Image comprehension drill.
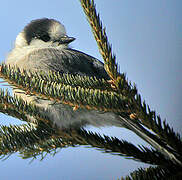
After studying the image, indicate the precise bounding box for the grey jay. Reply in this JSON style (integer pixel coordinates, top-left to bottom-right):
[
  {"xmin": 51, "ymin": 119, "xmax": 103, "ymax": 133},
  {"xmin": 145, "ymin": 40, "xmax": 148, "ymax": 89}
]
[
  {"xmin": 6, "ymin": 18, "xmax": 122, "ymax": 128},
  {"xmin": 5, "ymin": 18, "xmax": 180, "ymax": 163}
]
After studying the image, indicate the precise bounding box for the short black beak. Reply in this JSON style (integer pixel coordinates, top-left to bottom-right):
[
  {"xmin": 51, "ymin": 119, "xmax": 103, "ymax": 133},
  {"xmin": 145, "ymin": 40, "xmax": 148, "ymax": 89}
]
[{"xmin": 59, "ymin": 36, "xmax": 76, "ymax": 44}]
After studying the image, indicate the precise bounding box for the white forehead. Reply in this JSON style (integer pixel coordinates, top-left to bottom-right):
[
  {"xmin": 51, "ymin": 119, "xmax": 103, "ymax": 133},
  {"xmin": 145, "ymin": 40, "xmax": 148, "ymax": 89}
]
[
  {"xmin": 15, "ymin": 20, "xmax": 67, "ymax": 48},
  {"xmin": 15, "ymin": 32, "xmax": 27, "ymax": 47},
  {"xmin": 48, "ymin": 21, "xmax": 67, "ymax": 39}
]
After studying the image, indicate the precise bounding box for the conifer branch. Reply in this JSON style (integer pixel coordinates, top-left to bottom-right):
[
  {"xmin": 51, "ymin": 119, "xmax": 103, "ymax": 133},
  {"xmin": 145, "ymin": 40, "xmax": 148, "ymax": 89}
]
[
  {"xmin": 0, "ymin": 64, "xmax": 131, "ymax": 115},
  {"xmin": 0, "ymin": 74, "xmax": 181, "ymax": 174},
  {"xmin": 80, "ymin": 0, "xmax": 119, "ymax": 81},
  {"xmin": 0, "ymin": 87, "xmax": 54, "ymax": 126},
  {"xmin": 0, "ymin": 0, "xmax": 180, "ymax": 178},
  {"xmin": 0, "ymin": 88, "xmax": 169, "ymax": 165},
  {"xmin": 0, "ymin": 123, "xmax": 174, "ymax": 167},
  {"xmin": 134, "ymin": 97, "xmax": 182, "ymax": 155},
  {"xmin": 80, "ymin": 0, "xmax": 182, "ymax": 165},
  {"xmin": 1, "ymin": 58, "xmax": 182, "ymax": 165},
  {"xmin": 64, "ymin": 129, "xmax": 175, "ymax": 167},
  {"xmin": 0, "ymin": 123, "xmax": 56, "ymax": 155},
  {"xmin": 120, "ymin": 166, "xmax": 182, "ymax": 180}
]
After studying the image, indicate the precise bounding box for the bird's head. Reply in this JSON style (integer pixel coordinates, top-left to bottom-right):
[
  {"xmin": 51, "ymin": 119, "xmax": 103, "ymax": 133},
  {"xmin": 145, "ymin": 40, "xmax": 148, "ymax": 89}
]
[{"xmin": 15, "ymin": 18, "xmax": 75, "ymax": 48}]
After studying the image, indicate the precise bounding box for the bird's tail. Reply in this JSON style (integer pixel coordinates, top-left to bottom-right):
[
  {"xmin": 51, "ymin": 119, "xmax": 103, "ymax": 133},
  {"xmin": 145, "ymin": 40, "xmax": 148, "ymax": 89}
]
[{"xmin": 118, "ymin": 116, "xmax": 181, "ymax": 166}]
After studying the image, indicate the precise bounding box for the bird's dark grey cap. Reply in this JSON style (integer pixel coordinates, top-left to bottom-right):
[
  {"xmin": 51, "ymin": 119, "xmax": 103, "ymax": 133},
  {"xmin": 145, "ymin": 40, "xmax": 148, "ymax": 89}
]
[{"xmin": 23, "ymin": 18, "xmax": 60, "ymax": 44}]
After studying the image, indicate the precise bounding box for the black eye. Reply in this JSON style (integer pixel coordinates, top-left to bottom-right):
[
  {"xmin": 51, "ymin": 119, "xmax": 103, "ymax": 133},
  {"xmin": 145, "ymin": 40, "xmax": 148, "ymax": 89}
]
[{"xmin": 40, "ymin": 34, "xmax": 50, "ymax": 42}]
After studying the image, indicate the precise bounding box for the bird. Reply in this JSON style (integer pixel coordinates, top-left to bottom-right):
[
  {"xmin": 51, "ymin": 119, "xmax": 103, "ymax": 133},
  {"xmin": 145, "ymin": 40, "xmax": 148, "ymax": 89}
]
[
  {"xmin": 6, "ymin": 18, "xmax": 122, "ymax": 129},
  {"xmin": 5, "ymin": 18, "xmax": 180, "ymax": 164}
]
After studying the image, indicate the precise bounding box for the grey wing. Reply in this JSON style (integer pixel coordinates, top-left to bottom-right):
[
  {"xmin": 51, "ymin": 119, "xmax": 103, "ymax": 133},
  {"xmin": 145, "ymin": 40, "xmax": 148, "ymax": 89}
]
[
  {"xmin": 61, "ymin": 48, "xmax": 109, "ymax": 79},
  {"xmin": 10, "ymin": 47, "xmax": 109, "ymax": 79}
]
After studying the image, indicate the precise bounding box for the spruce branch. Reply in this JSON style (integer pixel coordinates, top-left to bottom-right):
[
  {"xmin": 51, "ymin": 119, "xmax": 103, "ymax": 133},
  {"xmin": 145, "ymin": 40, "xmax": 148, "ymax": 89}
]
[
  {"xmin": 134, "ymin": 97, "xmax": 182, "ymax": 155},
  {"xmin": 0, "ymin": 0, "xmax": 180, "ymax": 177},
  {"xmin": 19, "ymin": 137, "xmax": 76, "ymax": 161},
  {"xmin": 80, "ymin": 0, "xmax": 118, "ymax": 80},
  {"xmin": 0, "ymin": 64, "xmax": 131, "ymax": 115},
  {"xmin": 79, "ymin": 0, "xmax": 182, "ymax": 165},
  {"xmin": 0, "ymin": 123, "xmax": 56, "ymax": 155},
  {"xmin": 0, "ymin": 87, "xmax": 55, "ymax": 126},
  {"xmin": 80, "ymin": 0, "xmax": 133, "ymax": 94},
  {"xmin": 0, "ymin": 71, "xmax": 181, "ymax": 173},
  {"xmin": 35, "ymin": 69, "xmax": 112, "ymax": 91},
  {"xmin": 120, "ymin": 166, "xmax": 182, "ymax": 180},
  {"xmin": 0, "ymin": 83, "xmax": 169, "ymax": 165},
  {"xmin": 2, "ymin": 64, "xmax": 181, "ymax": 165},
  {"xmin": 64, "ymin": 129, "xmax": 176, "ymax": 167},
  {"xmin": 1, "ymin": 59, "xmax": 182, "ymax": 165},
  {"xmin": 2, "ymin": 125, "xmax": 174, "ymax": 167}
]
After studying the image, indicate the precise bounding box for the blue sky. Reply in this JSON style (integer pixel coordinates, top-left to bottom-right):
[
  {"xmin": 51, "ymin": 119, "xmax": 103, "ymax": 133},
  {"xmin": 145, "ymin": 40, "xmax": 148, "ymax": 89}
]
[{"xmin": 0, "ymin": 0, "xmax": 181, "ymax": 179}]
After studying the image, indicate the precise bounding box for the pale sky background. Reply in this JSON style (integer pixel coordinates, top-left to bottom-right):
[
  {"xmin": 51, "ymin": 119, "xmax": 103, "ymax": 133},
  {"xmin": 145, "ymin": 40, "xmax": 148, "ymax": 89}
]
[{"xmin": 0, "ymin": 0, "xmax": 181, "ymax": 179}]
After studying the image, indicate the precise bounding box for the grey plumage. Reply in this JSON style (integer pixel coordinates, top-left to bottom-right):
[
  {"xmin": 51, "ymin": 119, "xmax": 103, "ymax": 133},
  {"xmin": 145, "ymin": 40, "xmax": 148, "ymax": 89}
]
[
  {"xmin": 7, "ymin": 18, "xmax": 109, "ymax": 79},
  {"xmin": 6, "ymin": 18, "xmax": 119, "ymax": 129},
  {"xmin": 8, "ymin": 48, "xmax": 109, "ymax": 79}
]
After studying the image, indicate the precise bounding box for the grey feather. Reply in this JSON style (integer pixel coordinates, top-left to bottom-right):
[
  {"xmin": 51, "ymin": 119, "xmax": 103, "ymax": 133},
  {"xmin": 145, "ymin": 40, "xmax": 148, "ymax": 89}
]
[{"xmin": 9, "ymin": 47, "xmax": 109, "ymax": 79}]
